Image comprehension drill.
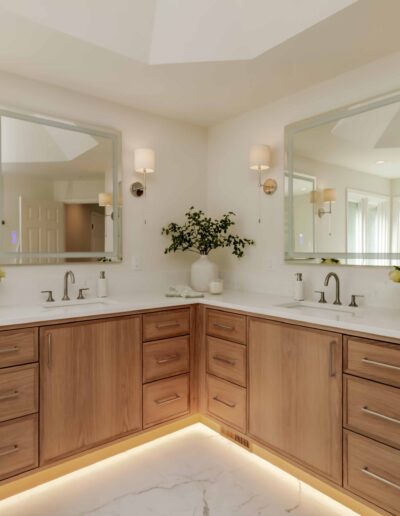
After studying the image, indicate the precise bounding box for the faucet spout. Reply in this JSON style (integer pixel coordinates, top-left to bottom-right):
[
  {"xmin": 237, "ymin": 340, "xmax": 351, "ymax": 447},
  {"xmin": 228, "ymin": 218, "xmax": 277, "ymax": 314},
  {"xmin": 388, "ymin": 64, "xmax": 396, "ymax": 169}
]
[
  {"xmin": 62, "ymin": 270, "xmax": 75, "ymax": 301},
  {"xmin": 324, "ymin": 272, "xmax": 341, "ymax": 305}
]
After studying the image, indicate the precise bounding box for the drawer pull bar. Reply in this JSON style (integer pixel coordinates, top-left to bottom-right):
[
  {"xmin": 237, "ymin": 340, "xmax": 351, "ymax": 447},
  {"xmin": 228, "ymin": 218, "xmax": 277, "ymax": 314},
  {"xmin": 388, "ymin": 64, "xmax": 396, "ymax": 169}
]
[
  {"xmin": 155, "ymin": 322, "xmax": 180, "ymax": 330},
  {"xmin": 213, "ymin": 323, "xmax": 234, "ymax": 331},
  {"xmin": 362, "ymin": 406, "xmax": 400, "ymax": 425},
  {"xmin": 155, "ymin": 393, "xmax": 181, "ymax": 405},
  {"xmin": 213, "ymin": 355, "xmax": 236, "ymax": 366},
  {"xmin": 362, "ymin": 468, "xmax": 400, "ymax": 491},
  {"xmin": 0, "ymin": 390, "xmax": 19, "ymax": 402},
  {"xmin": 0, "ymin": 445, "xmax": 18, "ymax": 458},
  {"xmin": 213, "ymin": 396, "xmax": 236, "ymax": 409},
  {"xmin": 329, "ymin": 341, "xmax": 336, "ymax": 377},
  {"xmin": 156, "ymin": 354, "xmax": 179, "ymax": 364},
  {"xmin": 362, "ymin": 357, "xmax": 400, "ymax": 371},
  {"xmin": 0, "ymin": 346, "xmax": 19, "ymax": 355}
]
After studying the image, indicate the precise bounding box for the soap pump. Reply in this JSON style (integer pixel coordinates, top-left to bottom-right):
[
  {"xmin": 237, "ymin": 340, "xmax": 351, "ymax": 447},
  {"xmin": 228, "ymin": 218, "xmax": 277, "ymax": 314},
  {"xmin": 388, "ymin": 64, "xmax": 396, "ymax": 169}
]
[
  {"xmin": 97, "ymin": 271, "xmax": 108, "ymax": 298},
  {"xmin": 294, "ymin": 273, "xmax": 304, "ymax": 301}
]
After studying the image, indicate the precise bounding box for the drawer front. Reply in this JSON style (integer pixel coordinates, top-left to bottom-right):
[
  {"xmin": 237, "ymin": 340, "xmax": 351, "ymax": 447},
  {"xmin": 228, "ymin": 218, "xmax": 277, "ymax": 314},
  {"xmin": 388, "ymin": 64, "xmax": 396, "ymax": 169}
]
[
  {"xmin": 206, "ymin": 310, "xmax": 246, "ymax": 345},
  {"xmin": 0, "ymin": 414, "xmax": 38, "ymax": 481},
  {"xmin": 0, "ymin": 328, "xmax": 38, "ymax": 369},
  {"xmin": 143, "ymin": 309, "xmax": 190, "ymax": 342},
  {"xmin": 143, "ymin": 336, "xmax": 189, "ymax": 383},
  {"xmin": 345, "ymin": 431, "xmax": 400, "ymax": 514},
  {"xmin": 207, "ymin": 375, "xmax": 246, "ymax": 432},
  {"xmin": 345, "ymin": 337, "xmax": 400, "ymax": 388},
  {"xmin": 143, "ymin": 374, "xmax": 189, "ymax": 428},
  {"xmin": 207, "ymin": 337, "xmax": 246, "ymax": 387},
  {"xmin": 0, "ymin": 364, "xmax": 38, "ymax": 423},
  {"xmin": 344, "ymin": 375, "xmax": 400, "ymax": 449}
]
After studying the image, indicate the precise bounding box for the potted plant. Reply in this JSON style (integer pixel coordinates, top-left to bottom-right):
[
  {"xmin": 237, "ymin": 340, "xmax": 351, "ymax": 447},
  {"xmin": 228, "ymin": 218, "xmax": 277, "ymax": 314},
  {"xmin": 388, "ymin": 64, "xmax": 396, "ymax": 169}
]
[
  {"xmin": 389, "ymin": 266, "xmax": 400, "ymax": 283},
  {"xmin": 162, "ymin": 207, "xmax": 254, "ymax": 291}
]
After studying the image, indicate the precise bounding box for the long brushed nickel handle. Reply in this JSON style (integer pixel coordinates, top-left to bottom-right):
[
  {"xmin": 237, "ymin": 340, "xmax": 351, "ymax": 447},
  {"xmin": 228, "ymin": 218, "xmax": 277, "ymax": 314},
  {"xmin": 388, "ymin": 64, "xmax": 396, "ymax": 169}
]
[
  {"xmin": 155, "ymin": 393, "xmax": 181, "ymax": 405},
  {"xmin": 213, "ymin": 355, "xmax": 236, "ymax": 366},
  {"xmin": 213, "ymin": 323, "xmax": 234, "ymax": 331},
  {"xmin": 362, "ymin": 406, "xmax": 400, "ymax": 425},
  {"xmin": 156, "ymin": 354, "xmax": 179, "ymax": 364},
  {"xmin": 329, "ymin": 341, "xmax": 336, "ymax": 377},
  {"xmin": 0, "ymin": 346, "xmax": 19, "ymax": 355},
  {"xmin": 213, "ymin": 396, "xmax": 236, "ymax": 408},
  {"xmin": 155, "ymin": 322, "xmax": 180, "ymax": 329},
  {"xmin": 0, "ymin": 390, "xmax": 19, "ymax": 402},
  {"xmin": 362, "ymin": 357, "xmax": 400, "ymax": 371},
  {"xmin": 0, "ymin": 445, "xmax": 18, "ymax": 458},
  {"xmin": 362, "ymin": 468, "xmax": 400, "ymax": 491},
  {"xmin": 47, "ymin": 333, "xmax": 52, "ymax": 369}
]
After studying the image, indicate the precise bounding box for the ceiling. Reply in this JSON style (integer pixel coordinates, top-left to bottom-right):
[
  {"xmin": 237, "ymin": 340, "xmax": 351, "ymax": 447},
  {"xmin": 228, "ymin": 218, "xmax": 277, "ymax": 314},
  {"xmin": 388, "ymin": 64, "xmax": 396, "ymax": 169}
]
[{"xmin": 0, "ymin": 0, "xmax": 399, "ymax": 126}]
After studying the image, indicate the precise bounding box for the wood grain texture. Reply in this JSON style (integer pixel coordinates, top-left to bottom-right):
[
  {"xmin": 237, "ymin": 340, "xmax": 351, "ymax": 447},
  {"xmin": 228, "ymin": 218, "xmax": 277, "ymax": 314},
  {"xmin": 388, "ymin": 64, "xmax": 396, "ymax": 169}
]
[
  {"xmin": 0, "ymin": 328, "xmax": 38, "ymax": 369},
  {"xmin": 344, "ymin": 430, "xmax": 400, "ymax": 514},
  {"xmin": 206, "ymin": 309, "xmax": 247, "ymax": 345},
  {"xmin": 195, "ymin": 305, "xmax": 207, "ymax": 415},
  {"xmin": 143, "ymin": 374, "xmax": 189, "ymax": 429},
  {"xmin": 0, "ymin": 364, "xmax": 38, "ymax": 423},
  {"xmin": 0, "ymin": 414, "xmax": 38, "ymax": 481},
  {"xmin": 189, "ymin": 305, "xmax": 198, "ymax": 414},
  {"xmin": 344, "ymin": 336, "xmax": 400, "ymax": 388},
  {"xmin": 40, "ymin": 316, "xmax": 142, "ymax": 465},
  {"xmin": 143, "ymin": 309, "xmax": 190, "ymax": 342},
  {"xmin": 206, "ymin": 374, "xmax": 246, "ymax": 432},
  {"xmin": 143, "ymin": 336, "xmax": 189, "ymax": 383},
  {"xmin": 248, "ymin": 318, "xmax": 342, "ymax": 484},
  {"xmin": 344, "ymin": 375, "xmax": 400, "ymax": 450},
  {"xmin": 206, "ymin": 336, "xmax": 246, "ymax": 387}
]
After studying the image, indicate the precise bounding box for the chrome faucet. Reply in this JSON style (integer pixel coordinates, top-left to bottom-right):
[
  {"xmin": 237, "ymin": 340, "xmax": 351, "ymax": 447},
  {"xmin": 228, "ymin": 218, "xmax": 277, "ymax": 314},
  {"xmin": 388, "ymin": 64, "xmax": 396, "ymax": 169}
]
[
  {"xmin": 62, "ymin": 270, "xmax": 75, "ymax": 301},
  {"xmin": 324, "ymin": 272, "xmax": 341, "ymax": 305}
]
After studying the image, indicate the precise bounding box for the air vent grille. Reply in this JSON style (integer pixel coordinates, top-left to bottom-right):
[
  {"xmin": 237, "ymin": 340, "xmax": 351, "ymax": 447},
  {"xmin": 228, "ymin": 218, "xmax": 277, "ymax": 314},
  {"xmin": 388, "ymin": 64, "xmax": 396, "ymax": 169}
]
[{"xmin": 221, "ymin": 427, "xmax": 250, "ymax": 449}]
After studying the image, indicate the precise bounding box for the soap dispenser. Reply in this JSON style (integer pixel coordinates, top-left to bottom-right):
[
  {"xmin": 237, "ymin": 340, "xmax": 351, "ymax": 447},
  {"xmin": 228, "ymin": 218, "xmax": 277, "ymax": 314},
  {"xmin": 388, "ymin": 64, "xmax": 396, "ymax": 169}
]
[
  {"xmin": 294, "ymin": 273, "xmax": 304, "ymax": 301},
  {"xmin": 97, "ymin": 271, "xmax": 108, "ymax": 298}
]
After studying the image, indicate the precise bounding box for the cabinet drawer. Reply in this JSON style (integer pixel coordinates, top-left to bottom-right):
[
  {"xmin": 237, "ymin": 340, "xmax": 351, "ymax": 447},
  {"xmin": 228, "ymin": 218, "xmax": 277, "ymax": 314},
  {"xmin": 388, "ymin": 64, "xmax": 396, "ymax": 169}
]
[
  {"xmin": 143, "ymin": 336, "xmax": 189, "ymax": 383},
  {"xmin": 143, "ymin": 309, "xmax": 190, "ymax": 342},
  {"xmin": 207, "ymin": 337, "xmax": 246, "ymax": 387},
  {"xmin": 0, "ymin": 328, "xmax": 38, "ymax": 369},
  {"xmin": 0, "ymin": 364, "xmax": 38, "ymax": 423},
  {"xmin": 206, "ymin": 310, "xmax": 246, "ymax": 345},
  {"xmin": 344, "ymin": 431, "xmax": 400, "ymax": 514},
  {"xmin": 345, "ymin": 336, "xmax": 400, "ymax": 388},
  {"xmin": 0, "ymin": 414, "xmax": 38, "ymax": 481},
  {"xmin": 143, "ymin": 374, "xmax": 189, "ymax": 428},
  {"xmin": 344, "ymin": 375, "xmax": 400, "ymax": 449},
  {"xmin": 207, "ymin": 375, "xmax": 246, "ymax": 432}
]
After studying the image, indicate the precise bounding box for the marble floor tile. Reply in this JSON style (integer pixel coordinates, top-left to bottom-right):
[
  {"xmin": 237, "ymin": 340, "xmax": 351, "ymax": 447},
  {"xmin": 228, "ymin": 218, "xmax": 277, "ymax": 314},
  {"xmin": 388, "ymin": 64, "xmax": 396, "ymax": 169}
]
[{"xmin": 0, "ymin": 424, "xmax": 357, "ymax": 516}]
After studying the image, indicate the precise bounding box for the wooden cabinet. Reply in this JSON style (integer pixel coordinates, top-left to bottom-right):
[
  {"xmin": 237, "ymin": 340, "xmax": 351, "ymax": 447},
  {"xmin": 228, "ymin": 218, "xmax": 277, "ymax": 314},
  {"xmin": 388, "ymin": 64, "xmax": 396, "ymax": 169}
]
[
  {"xmin": 143, "ymin": 309, "xmax": 190, "ymax": 342},
  {"xmin": 0, "ymin": 328, "xmax": 38, "ymax": 369},
  {"xmin": 248, "ymin": 318, "xmax": 342, "ymax": 484},
  {"xmin": 207, "ymin": 337, "xmax": 246, "ymax": 387},
  {"xmin": 206, "ymin": 374, "xmax": 246, "ymax": 432},
  {"xmin": 40, "ymin": 316, "xmax": 142, "ymax": 465},
  {"xmin": 0, "ymin": 364, "xmax": 38, "ymax": 423},
  {"xmin": 143, "ymin": 336, "xmax": 189, "ymax": 383},
  {"xmin": 206, "ymin": 310, "xmax": 246, "ymax": 344}
]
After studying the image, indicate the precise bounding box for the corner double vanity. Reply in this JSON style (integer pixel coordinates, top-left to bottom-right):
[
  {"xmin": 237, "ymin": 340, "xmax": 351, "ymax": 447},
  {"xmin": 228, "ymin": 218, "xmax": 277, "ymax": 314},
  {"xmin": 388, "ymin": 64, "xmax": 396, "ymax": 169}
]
[{"xmin": 0, "ymin": 291, "xmax": 398, "ymax": 515}]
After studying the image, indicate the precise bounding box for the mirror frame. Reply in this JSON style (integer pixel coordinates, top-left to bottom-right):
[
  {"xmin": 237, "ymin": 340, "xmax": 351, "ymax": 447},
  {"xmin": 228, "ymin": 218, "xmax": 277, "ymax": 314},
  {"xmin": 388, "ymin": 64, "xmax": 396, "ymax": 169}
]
[
  {"xmin": 0, "ymin": 107, "xmax": 122, "ymax": 264},
  {"xmin": 284, "ymin": 89, "xmax": 400, "ymax": 266}
]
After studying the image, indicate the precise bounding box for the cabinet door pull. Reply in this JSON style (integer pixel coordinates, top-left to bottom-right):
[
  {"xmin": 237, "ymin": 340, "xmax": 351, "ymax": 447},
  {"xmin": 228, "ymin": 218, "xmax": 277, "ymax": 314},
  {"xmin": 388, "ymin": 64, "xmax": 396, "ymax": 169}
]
[
  {"xmin": 0, "ymin": 346, "xmax": 19, "ymax": 355},
  {"xmin": 156, "ymin": 354, "xmax": 179, "ymax": 365},
  {"xmin": 155, "ymin": 322, "xmax": 180, "ymax": 330},
  {"xmin": 47, "ymin": 333, "xmax": 52, "ymax": 369},
  {"xmin": 213, "ymin": 355, "xmax": 236, "ymax": 366},
  {"xmin": 329, "ymin": 341, "xmax": 336, "ymax": 377},
  {"xmin": 214, "ymin": 323, "xmax": 234, "ymax": 331},
  {"xmin": 213, "ymin": 396, "xmax": 236, "ymax": 408},
  {"xmin": 0, "ymin": 444, "xmax": 18, "ymax": 458},
  {"xmin": 362, "ymin": 467, "xmax": 400, "ymax": 491},
  {"xmin": 155, "ymin": 393, "xmax": 181, "ymax": 405},
  {"xmin": 0, "ymin": 390, "xmax": 19, "ymax": 402},
  {"xmin": 362, "ymin": 357, "xmax": 400, "ymax": 371},
  {"xmin": 362, "ymin": 406, "xmax": 400, "ymax": 425}
]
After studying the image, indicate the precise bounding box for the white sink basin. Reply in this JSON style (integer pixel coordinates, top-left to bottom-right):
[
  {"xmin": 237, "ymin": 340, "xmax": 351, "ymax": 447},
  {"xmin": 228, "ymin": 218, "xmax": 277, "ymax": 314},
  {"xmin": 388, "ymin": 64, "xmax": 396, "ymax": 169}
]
[
  {"xmin": 275, "ymin": 301, "xmax": 361, "ymax": 322},
  {"xmin": 42, "ymin": 298, "xmax": 116, "ymax": 314}
]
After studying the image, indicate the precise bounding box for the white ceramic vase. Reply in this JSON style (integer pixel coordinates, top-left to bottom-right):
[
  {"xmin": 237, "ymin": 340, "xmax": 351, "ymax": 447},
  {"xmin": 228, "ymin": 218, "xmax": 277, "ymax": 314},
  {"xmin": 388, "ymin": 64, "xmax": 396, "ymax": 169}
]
[{"xmin": 190, "ymin": 255, "xmax": 218, "ymax": 292}]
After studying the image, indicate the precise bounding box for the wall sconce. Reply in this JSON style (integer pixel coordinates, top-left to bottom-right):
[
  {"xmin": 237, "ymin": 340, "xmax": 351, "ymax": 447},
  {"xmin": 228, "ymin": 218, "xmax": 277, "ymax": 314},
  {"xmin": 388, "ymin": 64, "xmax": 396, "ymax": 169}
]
[
  {"xmin": 131, "ymin": 148, "xmax": 155, "ymax": 198},
  {"xmin": 310, "ymin": 188, "xmax": 336, "ymax": 218},
  {"xmin": 249, "ymin": 144, "xmax": 277, "ymax": 195}
]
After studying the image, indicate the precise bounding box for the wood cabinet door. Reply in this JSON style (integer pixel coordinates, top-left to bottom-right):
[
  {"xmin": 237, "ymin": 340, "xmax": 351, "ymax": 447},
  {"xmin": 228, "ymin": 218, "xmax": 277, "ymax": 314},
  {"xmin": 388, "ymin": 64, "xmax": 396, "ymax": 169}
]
[
  {"xmin": 40, "ymin": 316, "xmax": 142, "ymax": 465},
  {"xmin": 249, "ymin": 318, "xmax": 342, "ymax": 484}
]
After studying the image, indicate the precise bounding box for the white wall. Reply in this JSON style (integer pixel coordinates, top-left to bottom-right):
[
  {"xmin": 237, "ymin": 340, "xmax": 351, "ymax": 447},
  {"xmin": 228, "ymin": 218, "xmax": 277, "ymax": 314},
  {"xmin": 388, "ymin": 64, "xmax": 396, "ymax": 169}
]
[
  {"xmin": 0, "ymin": 71, "xmax": 207, "ymax": 304},
  {"xmin": 207, "ymin": 51, "xmax": 400, "ymax": 308}
]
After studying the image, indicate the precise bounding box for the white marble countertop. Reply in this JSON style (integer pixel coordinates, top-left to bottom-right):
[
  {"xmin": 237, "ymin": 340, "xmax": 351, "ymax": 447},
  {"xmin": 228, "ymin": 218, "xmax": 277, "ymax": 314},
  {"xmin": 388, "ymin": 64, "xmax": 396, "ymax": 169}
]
[{"xmin": 1, "ymin": 289, "xmax": 399, "ymax": 341}]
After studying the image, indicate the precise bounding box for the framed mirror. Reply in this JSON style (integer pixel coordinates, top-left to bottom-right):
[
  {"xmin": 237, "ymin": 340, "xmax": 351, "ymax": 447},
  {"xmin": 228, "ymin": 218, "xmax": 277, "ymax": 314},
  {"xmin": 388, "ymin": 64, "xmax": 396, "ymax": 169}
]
[
  {"xmin": 0, "ymin": 108, "xmax": 122, "ymax": 264},
  {"xmin": 285, "ymin": 90, "xmax": 400, "ymax": 266}
]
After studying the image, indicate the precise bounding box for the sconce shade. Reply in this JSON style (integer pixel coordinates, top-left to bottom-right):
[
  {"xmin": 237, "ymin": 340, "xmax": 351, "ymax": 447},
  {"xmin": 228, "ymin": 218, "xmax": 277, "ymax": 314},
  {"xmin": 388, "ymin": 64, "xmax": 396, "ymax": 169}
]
[
  {"xmin": 322, "ymin": 188, "xmax": 336, "ymax": 202},
  {"xmin": 135, "ymin": 148, "xmax": 155, "ymax": 173},
  {"xmin": 98, "ymin": 192, "xmax": 113, "ymax": 207},
  {"xmin": 249, "ymin": 144, "xmax": 271, "ymax": 171}
]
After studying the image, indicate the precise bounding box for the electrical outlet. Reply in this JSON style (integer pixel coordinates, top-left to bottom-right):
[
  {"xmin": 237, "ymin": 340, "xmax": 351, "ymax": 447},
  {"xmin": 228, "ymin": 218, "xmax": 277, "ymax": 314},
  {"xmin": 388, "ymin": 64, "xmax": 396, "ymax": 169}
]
[{"xmin": 131, "ymin": 256, "xmax": 142, "ymax": 271}]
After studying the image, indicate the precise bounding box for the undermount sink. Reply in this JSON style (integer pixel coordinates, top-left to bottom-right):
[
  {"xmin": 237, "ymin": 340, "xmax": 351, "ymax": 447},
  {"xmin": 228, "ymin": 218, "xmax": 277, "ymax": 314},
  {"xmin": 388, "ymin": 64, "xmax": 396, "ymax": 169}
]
[
  {"xmin": 274, "ymin": 301, "xmax": 361, "ymax": 321},
  {"xmin": 42, "ymin": 298, "xmax": 116, "ymax": 313}
]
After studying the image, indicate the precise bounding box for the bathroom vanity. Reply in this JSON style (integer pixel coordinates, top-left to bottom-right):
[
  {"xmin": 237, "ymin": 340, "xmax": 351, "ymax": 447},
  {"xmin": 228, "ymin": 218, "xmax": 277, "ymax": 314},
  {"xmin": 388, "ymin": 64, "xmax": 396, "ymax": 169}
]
[{"xmin": 0, "ymin": 294, "xmax": 398, "ymax": 515}]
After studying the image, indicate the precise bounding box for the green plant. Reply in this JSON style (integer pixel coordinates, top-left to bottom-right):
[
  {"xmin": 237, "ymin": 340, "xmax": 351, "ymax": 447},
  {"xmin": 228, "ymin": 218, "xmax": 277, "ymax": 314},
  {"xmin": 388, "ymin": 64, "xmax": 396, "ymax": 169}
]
[{"xmin": 162, "ymin": 207, "xmax": 254, "ymax": 258}]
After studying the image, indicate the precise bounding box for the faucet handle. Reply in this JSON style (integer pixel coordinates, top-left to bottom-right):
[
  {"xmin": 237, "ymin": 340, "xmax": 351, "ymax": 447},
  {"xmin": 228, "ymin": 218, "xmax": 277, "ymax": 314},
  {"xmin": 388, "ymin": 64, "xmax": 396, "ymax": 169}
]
[
  {"xmin": 77, "ymin": 288, "xmax": 90, "ymax": 300},
  {"xmin": 314, "ymin": 290, "xmax": 327, "ymax": 304},
  {"xmin": 349, "ymin": 294, "xmax": 364, "ymax": 308},
  {"xmin": 41, "ymin": 290, "xmax": 55, "ymax": 303}
]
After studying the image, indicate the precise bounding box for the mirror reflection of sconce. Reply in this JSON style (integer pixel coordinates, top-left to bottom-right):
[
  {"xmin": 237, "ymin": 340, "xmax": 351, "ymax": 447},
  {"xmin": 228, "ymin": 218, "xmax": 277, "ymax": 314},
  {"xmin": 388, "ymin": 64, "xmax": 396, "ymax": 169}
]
[
  {"xmin": 98, "ymin": 192, "xmax": 114, "ymax": 219},
  {"xmin": 131, "ymin": 148, "xmax": 155, "ymax": 198},
  {"xmin": 310, "ymin": 188, "xmax": 336, "ymax": 218},
  {"xmin": 249, "ymin": 145, "xmax": 277, "ymax": 195}
]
